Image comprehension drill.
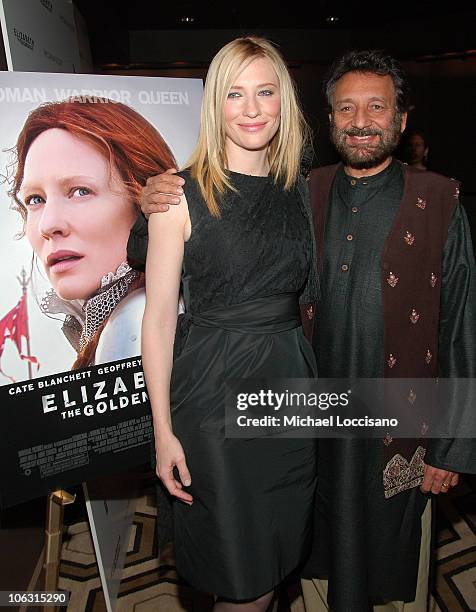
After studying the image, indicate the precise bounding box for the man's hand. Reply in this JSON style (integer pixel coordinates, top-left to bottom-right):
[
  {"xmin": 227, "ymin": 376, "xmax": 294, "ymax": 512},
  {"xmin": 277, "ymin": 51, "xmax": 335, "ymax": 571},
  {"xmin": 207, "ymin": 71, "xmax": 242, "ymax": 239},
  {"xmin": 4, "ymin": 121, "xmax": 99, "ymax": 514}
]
[
  {"xmin": 420, "ymin": 463, "xmax": 459, "ymax": 494},
  {"xmin": 140, "ymin": 169, "xmax": 185, "ymax": 216}
]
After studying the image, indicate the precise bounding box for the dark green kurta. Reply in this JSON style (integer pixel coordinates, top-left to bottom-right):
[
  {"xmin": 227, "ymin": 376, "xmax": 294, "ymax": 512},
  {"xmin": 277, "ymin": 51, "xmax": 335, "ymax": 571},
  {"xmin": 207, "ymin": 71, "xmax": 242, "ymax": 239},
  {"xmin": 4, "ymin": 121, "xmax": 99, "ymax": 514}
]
[{"xmin": 305, "ymin": 159, "xmax": 476, "ymax": 609}]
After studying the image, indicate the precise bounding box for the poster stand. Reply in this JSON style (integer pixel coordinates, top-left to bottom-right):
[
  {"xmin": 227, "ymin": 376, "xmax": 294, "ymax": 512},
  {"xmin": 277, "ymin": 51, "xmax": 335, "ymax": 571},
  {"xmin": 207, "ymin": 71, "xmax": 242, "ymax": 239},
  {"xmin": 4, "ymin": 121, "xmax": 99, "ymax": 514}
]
[
  {"xmin": 43, "ymin": 489, "xmax": 75, "ymax": 608},
  {"xmin": 0, "ymin": 65, "xmax": 202, "ymax": 609}
]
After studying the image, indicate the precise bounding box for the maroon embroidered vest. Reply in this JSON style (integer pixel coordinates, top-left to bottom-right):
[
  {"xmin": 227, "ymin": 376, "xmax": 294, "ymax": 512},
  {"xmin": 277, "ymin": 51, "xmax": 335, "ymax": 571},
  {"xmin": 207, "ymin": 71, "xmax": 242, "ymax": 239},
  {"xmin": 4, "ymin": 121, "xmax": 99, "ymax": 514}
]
[{"xmin": 307, "ymin": 161, "xmax": 460, "ymax": 497}]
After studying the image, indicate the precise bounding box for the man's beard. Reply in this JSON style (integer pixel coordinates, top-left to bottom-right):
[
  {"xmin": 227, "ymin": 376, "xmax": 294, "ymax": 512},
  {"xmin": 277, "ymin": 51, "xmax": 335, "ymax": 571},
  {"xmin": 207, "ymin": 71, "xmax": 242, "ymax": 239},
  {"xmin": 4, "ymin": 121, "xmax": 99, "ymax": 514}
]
[{"xmin": 330, "ymin": 112, "xmax": 402, "ymax": 170}]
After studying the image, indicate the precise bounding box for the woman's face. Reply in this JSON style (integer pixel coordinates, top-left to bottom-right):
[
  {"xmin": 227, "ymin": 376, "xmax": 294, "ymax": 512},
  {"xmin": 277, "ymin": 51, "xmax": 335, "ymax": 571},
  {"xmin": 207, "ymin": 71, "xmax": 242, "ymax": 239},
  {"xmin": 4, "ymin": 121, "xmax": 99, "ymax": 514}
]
[
  {"xmin": 224, "ymin": 57, "xmax": 281, "ymax": 157},
  {"xmin": 21, "ymin": 128, "xmax": 138, "ymax": 301}
]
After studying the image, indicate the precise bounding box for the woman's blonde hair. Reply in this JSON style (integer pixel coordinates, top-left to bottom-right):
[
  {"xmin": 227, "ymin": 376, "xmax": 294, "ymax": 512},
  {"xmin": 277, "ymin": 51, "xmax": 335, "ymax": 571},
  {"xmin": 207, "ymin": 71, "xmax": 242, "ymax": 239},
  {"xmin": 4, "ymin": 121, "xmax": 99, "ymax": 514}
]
[{"xmin": 187, "ymin": 36, "xmax": 311, "ymax": 216}]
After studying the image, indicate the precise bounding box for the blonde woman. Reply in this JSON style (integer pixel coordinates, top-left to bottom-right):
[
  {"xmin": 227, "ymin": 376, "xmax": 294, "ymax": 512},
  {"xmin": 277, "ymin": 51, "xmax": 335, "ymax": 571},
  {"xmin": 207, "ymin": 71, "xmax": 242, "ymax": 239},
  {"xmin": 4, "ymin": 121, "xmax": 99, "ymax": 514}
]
[{"xmin": 135, "ymin": 37, "xmax": 318, "ymax": 610}]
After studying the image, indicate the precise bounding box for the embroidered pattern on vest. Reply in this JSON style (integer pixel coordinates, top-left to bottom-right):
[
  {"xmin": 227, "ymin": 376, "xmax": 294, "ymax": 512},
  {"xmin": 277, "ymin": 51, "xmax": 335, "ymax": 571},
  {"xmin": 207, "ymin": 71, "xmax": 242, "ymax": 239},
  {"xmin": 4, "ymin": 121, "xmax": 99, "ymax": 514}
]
[
  {"xmin": 306, "ymin": 305, "xmax": 314, "ymax": 320},
  {"xmin": 450, "ymin": 179, "xmax": 460, "ymax": 198},
  {"xmin": 383, "ymin": 434, "xmax": 393, "ymax": 446},
  {"xmin": 381, "ymin": 166, "xmax": 459, "ymax": 498},
  {"xmin": 387, "ymin": 272, "xmax": 399, "ymax": 287},
  {"xmin": 383, "ymin": 446, "xmax": 426, "ymax": 499},
  {"xmin": 311, "ymin": 163, "xmax": 459, "ymax": 499}
]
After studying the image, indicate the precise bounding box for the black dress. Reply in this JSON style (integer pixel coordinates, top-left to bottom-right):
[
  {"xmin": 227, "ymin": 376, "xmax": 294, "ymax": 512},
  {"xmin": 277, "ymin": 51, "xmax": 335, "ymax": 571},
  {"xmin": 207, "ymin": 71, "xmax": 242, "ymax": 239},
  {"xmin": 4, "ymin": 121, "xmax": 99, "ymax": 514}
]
[{"xmin": 168, "ymin": 170, "xmax": 318, "ymax": 600}]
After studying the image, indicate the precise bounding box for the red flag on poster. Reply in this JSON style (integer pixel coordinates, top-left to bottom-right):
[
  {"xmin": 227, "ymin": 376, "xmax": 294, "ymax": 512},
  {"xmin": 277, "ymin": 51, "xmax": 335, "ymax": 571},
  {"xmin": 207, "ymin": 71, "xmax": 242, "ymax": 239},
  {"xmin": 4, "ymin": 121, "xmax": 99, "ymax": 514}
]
[{"xmin": 0, "ymin": 293, "xmax": 39, "ymax": 382}]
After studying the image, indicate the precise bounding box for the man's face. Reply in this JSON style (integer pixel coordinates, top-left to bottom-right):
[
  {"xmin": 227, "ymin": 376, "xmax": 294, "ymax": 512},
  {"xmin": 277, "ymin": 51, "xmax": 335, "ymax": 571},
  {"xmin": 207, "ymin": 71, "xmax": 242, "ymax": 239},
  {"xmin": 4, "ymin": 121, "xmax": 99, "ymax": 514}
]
[
  {"xmin": 329, "ymin": 71, "xmax": 407, "ymax": 170},
  {"xmin": 406, "ymin": 133, "xmax": 428, "ymax": 165}
]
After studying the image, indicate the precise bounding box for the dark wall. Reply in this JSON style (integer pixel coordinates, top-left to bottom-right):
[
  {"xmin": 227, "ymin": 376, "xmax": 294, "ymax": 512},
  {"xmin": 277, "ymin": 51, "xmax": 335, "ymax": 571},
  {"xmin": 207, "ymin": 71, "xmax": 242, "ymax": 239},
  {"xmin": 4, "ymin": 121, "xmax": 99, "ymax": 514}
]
[
  {"xmin": 290, "ymin": 58, "xmax": 476, "ymax": 187},
  {"xmin": 124, "ymin": 18, "xmax": 476, "ymax": 190},
  {"xmin": 402, "ymin": 58, "xmax": 476, "ymax": 189},
  {"xmin": 102, "ymin": 18, "xmax": 476, "ymax": 232}
]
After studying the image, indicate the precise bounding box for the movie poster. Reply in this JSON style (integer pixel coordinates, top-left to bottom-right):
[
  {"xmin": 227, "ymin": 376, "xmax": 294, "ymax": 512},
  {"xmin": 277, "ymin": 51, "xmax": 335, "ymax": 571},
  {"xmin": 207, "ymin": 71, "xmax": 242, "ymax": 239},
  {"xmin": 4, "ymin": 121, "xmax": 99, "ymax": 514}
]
[
  {"xmin": 0, "ymin": 0, "xmax": 81, "ymax": 73},
  {"xmin": 0, "ymin": 71, "xmax": 203, "ymax": 508}
]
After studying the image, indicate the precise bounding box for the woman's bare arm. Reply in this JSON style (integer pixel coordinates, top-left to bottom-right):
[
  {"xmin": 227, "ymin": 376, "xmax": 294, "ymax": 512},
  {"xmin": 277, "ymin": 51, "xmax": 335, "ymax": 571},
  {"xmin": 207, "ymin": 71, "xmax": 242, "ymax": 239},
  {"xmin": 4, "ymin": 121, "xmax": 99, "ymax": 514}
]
[{"xmin": 141, "ymin": 192, "xmax": 192, "ymax": 503}]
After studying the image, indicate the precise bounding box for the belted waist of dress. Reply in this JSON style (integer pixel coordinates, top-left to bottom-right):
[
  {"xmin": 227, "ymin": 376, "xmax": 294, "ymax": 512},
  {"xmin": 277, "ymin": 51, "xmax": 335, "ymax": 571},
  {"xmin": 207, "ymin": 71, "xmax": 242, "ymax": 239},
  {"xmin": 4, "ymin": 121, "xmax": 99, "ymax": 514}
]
[{"xmin": 187, "ymin": 293, "xmax": 301, "ymax": 334}]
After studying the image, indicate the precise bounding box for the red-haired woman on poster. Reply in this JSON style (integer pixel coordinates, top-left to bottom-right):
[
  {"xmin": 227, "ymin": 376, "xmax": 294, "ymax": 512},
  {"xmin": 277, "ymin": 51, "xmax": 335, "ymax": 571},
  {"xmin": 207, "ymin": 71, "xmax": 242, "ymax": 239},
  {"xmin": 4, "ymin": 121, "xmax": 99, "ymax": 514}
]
[{"xmin": 10, "ymin": 97, "xmax": 177, "ymax": 368}]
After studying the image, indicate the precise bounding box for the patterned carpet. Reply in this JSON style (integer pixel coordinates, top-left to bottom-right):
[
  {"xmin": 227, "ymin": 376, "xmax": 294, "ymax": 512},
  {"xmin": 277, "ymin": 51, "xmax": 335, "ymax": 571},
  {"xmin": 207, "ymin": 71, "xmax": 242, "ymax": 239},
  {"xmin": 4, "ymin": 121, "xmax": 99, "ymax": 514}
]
[
  {"xmin": 430, "ymin": 475, "xmax": 476, "ymax": 612},
  {"xmin": 58, "ymin": 480, "xmax": 214, "ymax": 611},
  {"xmin": 54, "ymin": 474, "xmax": 476, "ymax": 612}
]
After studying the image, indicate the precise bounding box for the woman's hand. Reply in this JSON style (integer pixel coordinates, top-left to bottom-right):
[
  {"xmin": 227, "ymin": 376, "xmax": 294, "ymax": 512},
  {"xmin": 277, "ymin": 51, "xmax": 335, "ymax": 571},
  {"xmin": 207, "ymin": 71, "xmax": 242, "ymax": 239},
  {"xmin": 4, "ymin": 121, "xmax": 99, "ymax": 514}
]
[{"xmin": 155, "ymin": 430, "xmax": 193, "ymax": 505}]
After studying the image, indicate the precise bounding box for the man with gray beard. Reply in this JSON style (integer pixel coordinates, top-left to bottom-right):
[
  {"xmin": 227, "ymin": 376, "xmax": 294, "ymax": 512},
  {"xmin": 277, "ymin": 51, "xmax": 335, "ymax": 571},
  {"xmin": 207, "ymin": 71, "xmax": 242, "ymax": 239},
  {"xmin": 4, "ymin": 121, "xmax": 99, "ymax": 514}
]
[
  {"xmin": 300, "ymin": 50, "xmax": 475, "ymax": 612},
  {"xmin": 129, "ymin": 50, "xmax": 475, "ymax": 611}
]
